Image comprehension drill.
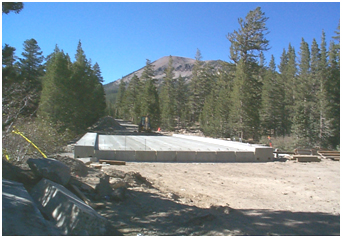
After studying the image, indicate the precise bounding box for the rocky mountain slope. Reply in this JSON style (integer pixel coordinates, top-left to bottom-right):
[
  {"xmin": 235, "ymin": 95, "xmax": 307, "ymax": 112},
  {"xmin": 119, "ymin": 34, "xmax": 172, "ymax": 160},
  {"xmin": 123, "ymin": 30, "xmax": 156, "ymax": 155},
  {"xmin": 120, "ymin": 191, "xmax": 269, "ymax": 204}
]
[{"xmin": 103, "ymin": 55, "xmax": 225, "ymax": 96}]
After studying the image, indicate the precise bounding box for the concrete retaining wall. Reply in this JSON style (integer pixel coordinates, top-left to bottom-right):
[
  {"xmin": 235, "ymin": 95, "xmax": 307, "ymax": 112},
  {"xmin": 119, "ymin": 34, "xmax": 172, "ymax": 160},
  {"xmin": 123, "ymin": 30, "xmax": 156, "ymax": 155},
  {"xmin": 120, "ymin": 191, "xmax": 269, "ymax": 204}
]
[
  {"xmin": 156, "ymin": 151, "xmax": 177, "ymax": 162},
  {"xmin": 93, "ymin": 150, "xmax": 270, "ymax": 163},
  {"xmin": 216, "ymin": 151, "xmax": 236, "ymax": 162},
  {"xmin": 115, "ymin": 151, "xmax": 136, "ymax": 162},
  {"xmin": 135, "ymin": 151, "xmax": 157, "ymax": 162},
  {"xmin": 176, "ymin": 151, "xmax": 197, "ymax": 162},
  {"xmin": 236, "ymin": 151, "xmax": 256, "ymax": 162},
  {"xmin": 196, "ymin": 151, "xmax": 216, "ymax": 162}
]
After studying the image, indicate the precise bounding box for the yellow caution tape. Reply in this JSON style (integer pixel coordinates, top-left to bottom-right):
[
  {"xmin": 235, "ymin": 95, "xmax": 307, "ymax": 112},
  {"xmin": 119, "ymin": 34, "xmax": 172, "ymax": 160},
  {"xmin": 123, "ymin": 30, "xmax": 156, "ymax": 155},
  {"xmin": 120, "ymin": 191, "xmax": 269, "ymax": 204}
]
[
  {"xmin": 2, "ymin": 149, "xmax": 10, "ymax": 161},
  {"xmin": 12, "ymin": 126, "xmax": 47, "ymax": 158}
]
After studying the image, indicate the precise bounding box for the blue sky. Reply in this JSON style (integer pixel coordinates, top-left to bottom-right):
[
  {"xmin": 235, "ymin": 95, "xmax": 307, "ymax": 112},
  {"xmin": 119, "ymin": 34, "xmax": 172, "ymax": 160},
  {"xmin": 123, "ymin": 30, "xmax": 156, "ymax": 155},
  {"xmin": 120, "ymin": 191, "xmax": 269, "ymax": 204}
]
[{"xmin": 2, "ymin": 2, "xmax": 340, "ymax": 85}]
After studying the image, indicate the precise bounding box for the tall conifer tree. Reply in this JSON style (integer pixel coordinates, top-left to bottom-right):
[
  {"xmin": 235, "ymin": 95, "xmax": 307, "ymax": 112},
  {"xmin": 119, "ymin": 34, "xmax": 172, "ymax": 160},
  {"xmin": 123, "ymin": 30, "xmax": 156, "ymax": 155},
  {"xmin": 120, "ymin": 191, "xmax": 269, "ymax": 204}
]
[
  {"xmin": 140, "ymin": 59, "xmax": 160, "ymax": 128},
  {"xmin": 125, "ymin": 74, "xmax": 142, "ymax": 123},
  {"xmin": 174, "ymin": 75, "xmax": 189, "ymax": 128},
  {"xmin": 189, "ymin": 49, "xmax": 203, "ymax": 123},
  {"xmin": 293, "ymin": 38, "xmax": 312, "ymax": 146},
  {"xmin": 160, "ymin": 56, "xmax": 176, "ymax": 130}
]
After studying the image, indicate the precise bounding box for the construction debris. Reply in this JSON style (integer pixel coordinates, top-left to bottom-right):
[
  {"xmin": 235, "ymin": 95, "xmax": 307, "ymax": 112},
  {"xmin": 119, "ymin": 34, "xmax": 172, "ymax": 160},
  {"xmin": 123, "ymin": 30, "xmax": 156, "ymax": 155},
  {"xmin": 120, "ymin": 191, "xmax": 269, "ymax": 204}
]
[
  {"xmin": 294, "ymin": 148, "xmax": 318, "ymax": 155},
  {"xmin": 293, "ymin": 155, "xmax": 321, "ymax": 162},
  {"xmin": 318, "ymin": 151, "xmax": 340, "ymax": 161},
  {"xmin": 100, "ymin": 159, "xmax": 126, "ymax": 165}
]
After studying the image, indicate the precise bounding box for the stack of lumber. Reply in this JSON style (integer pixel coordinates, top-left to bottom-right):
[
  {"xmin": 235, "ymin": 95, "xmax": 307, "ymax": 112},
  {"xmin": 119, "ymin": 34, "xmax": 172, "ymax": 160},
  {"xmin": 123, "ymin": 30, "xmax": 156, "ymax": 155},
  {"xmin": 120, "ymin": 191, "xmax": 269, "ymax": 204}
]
[
  {"xmin": 288, "ymin": 148, "xmax": 320, "ymax": 162},
  {"xmin": 317, "ymin": 151, "xmax": 340, "ymax": 161},
  {"xmin": 294, "ymin": 148, "xmax": 318, "ymax": 155},
  {"xmin": 292, "ymin": 155, "xmax": 321, "ymax": 162}
]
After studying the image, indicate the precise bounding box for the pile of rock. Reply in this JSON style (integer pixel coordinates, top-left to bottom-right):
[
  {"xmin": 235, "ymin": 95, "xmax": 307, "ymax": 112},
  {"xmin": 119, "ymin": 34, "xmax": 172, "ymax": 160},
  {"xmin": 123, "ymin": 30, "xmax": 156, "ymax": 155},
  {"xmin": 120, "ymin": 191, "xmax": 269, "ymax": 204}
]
[
  {"xmin": 88, "ymin": 116, "xmax": 124, "ymax": 133},
  {"xmin": 2, "ymin": 156, "xmax": 147, "ymax": 236}
]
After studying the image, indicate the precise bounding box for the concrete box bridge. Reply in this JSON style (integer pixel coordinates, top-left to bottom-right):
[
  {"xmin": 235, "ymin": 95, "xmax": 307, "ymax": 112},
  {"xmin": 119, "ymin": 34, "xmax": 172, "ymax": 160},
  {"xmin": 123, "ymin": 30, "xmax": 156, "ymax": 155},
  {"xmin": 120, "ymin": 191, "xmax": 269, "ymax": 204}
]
[{"xmin": 74, "ymin": 133, "xmax": 274, "ymax": 163}]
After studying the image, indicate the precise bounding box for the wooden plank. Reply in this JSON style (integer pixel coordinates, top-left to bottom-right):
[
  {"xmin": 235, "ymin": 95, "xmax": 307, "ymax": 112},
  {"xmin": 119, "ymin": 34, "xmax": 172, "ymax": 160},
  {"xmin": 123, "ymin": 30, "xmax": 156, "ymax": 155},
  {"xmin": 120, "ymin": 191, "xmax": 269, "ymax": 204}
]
[
  {"xmin": 99, "ymin": 159, "xmax": 126, "ymax": 165},
  {"xmin": 274, "ymin": 151, "xmax": 295, "ymax": 154},
  {"xmin": 293, "ymin": 155, "xmax": 321, "ymax": 162},
  {"xmin": 318, "ymin": 152, "xmax": 340, "ymax": 156},
  {"xmin": 317, "ymin": 151, "xmax": 340, "ymax": 161},
  {"xmin": 294, "ymin": 149, "xmax": 313, "ymax": 155},
  {"xmin": 90, "ymin": 164, "xmax": 102, "ymax": 169},
  {"xmin": 318, "ymin": 150, "xmax": 340, "ymax": 154}
]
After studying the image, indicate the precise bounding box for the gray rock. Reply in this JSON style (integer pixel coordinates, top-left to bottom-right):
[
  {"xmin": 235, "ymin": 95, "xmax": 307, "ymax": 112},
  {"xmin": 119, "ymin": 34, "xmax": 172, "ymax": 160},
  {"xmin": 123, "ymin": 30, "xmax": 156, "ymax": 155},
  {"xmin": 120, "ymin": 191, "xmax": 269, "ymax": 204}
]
[
  {"xmin": 111, "ymin": 187, "xmax": 127, "ymax": 201},
  {"xmin": 110, "ymin": 177, "xmax": 128, "ymax": 189},
  {"xmin": 30, "ymin": 178, "xmax": 107, "ymax": 236},
  {"xmin": 2, "ymin": 179, "xmax": 62, "ymax": 236},
  {"xmin": 95, "ymin": 174, "xmax": 113, "ymax": 198},
  {"xmin": 27, "ymin": 158, "xmax": 71, "ymax": 186}
]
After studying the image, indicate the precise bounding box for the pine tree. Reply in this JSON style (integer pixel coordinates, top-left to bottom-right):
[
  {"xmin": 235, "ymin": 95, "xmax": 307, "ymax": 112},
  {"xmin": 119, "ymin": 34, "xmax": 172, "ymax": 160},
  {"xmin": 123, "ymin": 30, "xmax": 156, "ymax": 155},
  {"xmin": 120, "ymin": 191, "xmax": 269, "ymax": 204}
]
[
  {"xmin": 64, "ymin": 40, "xmax": 107, "ymax": 132},
  {"xmin": 140, "ymin": 59, "xmax": 160, "ymax": 128},
  {"xmin": 226, "ymin": 7, "xmax": 270, "ymax": 140},
  {"xmin": 38, "ymin": 44, "xmax": 106, "ymax": 133},
  {"xmin": 125, "ymin": 74, "xmax": 142, "ymax": 123},
  {"xmin": 17, "ymin": 38, "xmax": 45, "ymax": 116},
  {"xmin": 2, "ymin": 2, "xmax": 24, "ymax": 14},
  {"xmin": 189, "ymin": 49, "xmax": 203, "ymax": 123},
  {"xmin": 160, "ymin": 56, "xmax": 176, "ymax": 130},
  {"xmin": 229, "ymin": 60, "xmax": 247, "ymax": 140},
  {"xmin": 227, "ymin": 7, "xmax": 270, "ymax": 64},
  {"xmin": 19, "ymin": 38, "xmax": 44, "ymax": 87},
  {"xmin": 280, "ymin": 44, "xmax": 297, "ymax": 135},
  {"xmin": 38, "ymin": 45, "xmax": 74, "ymax": 131},
  {"xmin": 215, "ymin": 63, "xmax": 234, "ymax": 137},
  {"xmin": 2, "ymin": 44, "xmax": 18, "ymax": 86},
  {"xmin": 326, "ymin": 39, "xmax": 340, "ymax": 148},
  {"xmin": 174, "ymin": 75, "xmax": 189, "ymax": 128},
  {"xmin": 69, "ymin": 40, "xmax": 93, "ymax": 130},
  {"xmin": 200, "ymin": 89, "xmax": 219, "ymax": 137},
  {"xmin": 317, "ymin": 30, "xmax": 333, "ymax": 148},
  {"xmin": 115, "ymin": 79, "xmax": 126, "ymax": 119},
  {"xmin": 293, "ymin": 38, "xmax": 312, "ymax": 147},
  {"xmin": 90, "ymin": 62, "xmax": 106, "ymax": 123},
  {"xmin": 260, "ymin": 55, "xmax": 284, "ymax": 136},
  {"xmin": 309, "ymin": 38, "xmax": 321, "ymax": 145}
]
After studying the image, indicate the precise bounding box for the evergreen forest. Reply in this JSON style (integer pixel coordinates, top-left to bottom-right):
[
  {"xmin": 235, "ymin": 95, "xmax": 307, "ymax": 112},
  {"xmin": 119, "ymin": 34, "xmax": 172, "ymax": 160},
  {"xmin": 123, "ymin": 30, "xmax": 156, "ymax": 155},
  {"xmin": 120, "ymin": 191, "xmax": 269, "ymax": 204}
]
[
  {"xmin": 113, "ymin": 7, "xmax": 340, "ymax": 150},
  {"xmin": 2, "ymin": 27, "xmax": 106, "ymax": 157}
]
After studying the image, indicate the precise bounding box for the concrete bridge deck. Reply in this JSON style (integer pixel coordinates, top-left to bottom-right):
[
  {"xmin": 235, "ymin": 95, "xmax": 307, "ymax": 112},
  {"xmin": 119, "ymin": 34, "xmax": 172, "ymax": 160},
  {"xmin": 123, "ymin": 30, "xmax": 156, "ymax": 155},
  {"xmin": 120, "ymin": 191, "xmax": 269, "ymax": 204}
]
[{"xmin": 74, "ymin": 132, "xmax": 273, "ymax": 163}]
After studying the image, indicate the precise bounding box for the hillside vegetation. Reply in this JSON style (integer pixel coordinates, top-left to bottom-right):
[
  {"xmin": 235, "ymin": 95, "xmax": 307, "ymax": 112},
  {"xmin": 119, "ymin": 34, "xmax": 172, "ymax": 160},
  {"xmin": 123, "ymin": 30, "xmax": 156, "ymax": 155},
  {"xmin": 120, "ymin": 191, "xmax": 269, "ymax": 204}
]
[{"xmin": 2, "ymin": 39, "xmax": 106, "ymax": 160}]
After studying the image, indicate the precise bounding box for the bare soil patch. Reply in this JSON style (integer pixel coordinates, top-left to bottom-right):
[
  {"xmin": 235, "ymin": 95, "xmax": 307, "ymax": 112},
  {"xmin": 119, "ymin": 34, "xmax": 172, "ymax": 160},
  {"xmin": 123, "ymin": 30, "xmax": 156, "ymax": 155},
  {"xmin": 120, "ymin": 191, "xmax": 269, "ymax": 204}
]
[{"xmin": 99, "ymin": 159, "xmax": 340, "ymax": 235}]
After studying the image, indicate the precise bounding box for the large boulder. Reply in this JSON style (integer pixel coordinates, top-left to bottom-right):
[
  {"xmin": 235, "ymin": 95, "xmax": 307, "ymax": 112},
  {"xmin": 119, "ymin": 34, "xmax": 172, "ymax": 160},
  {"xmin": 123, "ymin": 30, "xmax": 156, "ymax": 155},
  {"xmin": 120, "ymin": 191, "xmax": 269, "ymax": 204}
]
[
  {"xmin": 2, "ymin": 179, "xmax": 62, "ymax": 236},
  {"xmin": 27, "ymin": 158, "xmax": 71, "ymax": 186},
  {"xmin": 30, "ymin": 178, "xmax": 107, "ymax": 235}
]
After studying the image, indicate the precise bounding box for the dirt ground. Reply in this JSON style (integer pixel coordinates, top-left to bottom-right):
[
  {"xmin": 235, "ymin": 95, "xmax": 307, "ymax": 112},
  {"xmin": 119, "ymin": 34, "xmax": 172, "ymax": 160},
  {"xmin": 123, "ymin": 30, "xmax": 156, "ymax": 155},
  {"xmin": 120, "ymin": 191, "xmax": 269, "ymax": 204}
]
[{"xmin": 97, "ymin": 159, "xmax": 340, "ymax": 236}]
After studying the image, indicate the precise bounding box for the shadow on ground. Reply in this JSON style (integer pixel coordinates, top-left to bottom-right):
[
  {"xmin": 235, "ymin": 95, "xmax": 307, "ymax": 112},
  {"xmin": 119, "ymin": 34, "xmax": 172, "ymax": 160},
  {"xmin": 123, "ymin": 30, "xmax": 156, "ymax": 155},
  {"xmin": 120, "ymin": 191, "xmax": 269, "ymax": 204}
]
[{"xmin": 98, "ymin": 189, "xmax": 340, "ymax": 236}]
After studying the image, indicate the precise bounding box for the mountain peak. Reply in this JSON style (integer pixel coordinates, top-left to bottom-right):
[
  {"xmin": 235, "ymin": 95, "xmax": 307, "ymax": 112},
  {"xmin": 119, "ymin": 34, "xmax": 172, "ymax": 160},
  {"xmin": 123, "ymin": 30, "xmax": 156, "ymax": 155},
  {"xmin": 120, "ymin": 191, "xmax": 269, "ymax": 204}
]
[{"xmin": 104, "ymin": 55, "xmax": 224, "ymax": 95}]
